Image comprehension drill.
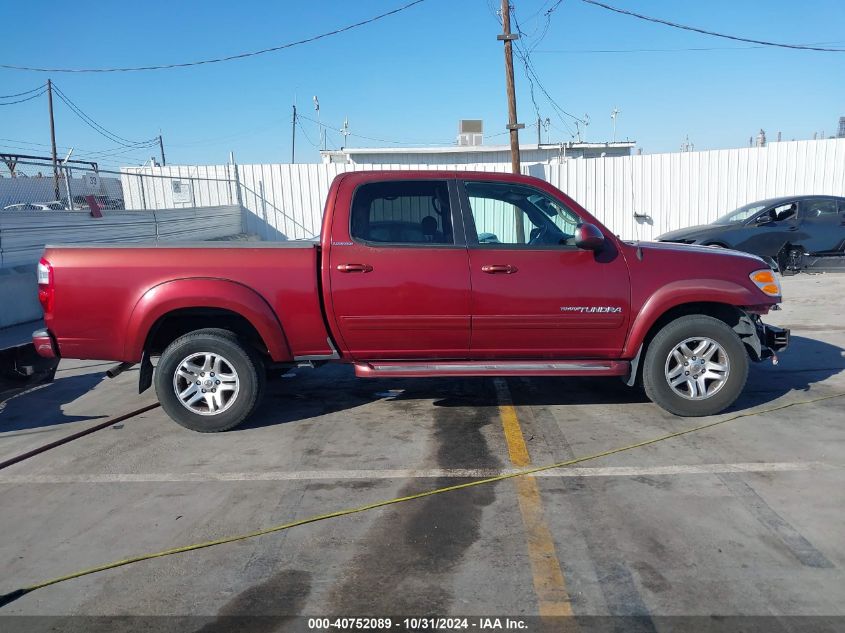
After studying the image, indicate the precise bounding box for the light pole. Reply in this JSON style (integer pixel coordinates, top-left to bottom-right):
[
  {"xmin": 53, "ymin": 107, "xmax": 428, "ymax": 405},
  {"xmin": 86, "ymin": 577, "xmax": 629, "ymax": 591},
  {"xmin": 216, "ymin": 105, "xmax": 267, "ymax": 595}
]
[{"xmin": 611, "ymin": 107, "xmax": 620, "ymax": 143}]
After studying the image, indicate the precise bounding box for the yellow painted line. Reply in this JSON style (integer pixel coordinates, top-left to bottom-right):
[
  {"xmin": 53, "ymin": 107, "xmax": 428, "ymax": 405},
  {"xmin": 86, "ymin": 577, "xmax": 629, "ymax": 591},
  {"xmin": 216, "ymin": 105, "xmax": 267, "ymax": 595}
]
[{"xmin": 493, "ymin": 378, "xmax": 573, "ymax": 617}]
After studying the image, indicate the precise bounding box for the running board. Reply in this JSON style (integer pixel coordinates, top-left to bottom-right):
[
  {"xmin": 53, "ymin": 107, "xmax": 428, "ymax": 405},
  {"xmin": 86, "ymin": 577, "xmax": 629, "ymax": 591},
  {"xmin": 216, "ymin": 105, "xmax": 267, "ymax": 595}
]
[{"xmin": 354, "ymin": 360, "xmax": 629, "ymax": 378}]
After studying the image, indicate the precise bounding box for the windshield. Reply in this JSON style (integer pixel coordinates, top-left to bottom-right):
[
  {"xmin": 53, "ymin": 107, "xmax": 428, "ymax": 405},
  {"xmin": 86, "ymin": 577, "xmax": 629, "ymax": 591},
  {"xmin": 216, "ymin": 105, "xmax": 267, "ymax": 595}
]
[{"xmin": 713, "ymin": 202, "xmax": 768, "ymax": 224}]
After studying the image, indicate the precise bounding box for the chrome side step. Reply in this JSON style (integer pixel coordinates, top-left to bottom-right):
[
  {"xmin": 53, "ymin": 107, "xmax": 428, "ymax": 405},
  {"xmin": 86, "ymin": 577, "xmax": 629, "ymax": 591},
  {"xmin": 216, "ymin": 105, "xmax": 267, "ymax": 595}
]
[{"xmin": 354, "ymin": 360, "xmax": 629, "ymax": 378}]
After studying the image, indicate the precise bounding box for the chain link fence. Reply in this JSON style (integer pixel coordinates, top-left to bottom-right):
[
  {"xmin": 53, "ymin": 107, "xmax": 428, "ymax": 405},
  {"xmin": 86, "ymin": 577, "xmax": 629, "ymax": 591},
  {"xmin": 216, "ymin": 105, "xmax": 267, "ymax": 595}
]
[{"xmin": 0, "ymin": 159, "xmax": 239, "ymax": 212}]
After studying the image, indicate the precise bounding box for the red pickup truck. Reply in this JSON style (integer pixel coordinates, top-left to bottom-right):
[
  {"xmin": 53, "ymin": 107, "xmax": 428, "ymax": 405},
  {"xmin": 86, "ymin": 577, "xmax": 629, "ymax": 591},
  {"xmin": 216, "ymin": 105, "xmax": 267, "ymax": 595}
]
[{"xmin": 33, "ymin": 171, "xmax": 789, "ymax": 432}]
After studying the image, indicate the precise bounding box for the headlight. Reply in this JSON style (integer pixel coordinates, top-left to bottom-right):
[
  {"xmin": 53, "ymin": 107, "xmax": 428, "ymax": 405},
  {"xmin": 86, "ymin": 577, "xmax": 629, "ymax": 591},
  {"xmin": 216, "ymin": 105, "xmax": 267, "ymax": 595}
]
[{"xmin": 749, "ymin": 269, "xmax": 782, "ymax": 297}]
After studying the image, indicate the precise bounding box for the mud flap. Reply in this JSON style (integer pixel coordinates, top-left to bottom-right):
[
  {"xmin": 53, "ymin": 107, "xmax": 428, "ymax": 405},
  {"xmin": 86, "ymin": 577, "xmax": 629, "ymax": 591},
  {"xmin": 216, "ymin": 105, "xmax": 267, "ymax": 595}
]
[{"xmin": 138, "ymin": 350, "xmax": 153, "ymax": 394}]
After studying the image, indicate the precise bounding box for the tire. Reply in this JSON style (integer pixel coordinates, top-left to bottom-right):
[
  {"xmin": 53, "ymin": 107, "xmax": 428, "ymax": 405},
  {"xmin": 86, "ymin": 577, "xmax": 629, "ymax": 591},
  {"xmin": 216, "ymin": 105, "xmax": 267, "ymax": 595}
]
[
  {"xmin": 642, "ymin": 315, "xmax": 748, "ymax": 417},
  {"xmin": 154, "ymin": 328, "xmax": 266, "ymax": 432}
]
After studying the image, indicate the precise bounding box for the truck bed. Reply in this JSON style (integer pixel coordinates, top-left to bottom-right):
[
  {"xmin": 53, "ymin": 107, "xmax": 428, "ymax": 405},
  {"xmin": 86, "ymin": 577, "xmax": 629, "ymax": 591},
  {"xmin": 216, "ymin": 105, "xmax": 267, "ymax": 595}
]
[{"xmin": 42, "ymin": 241, "xmax": 331, "ymax": 362}]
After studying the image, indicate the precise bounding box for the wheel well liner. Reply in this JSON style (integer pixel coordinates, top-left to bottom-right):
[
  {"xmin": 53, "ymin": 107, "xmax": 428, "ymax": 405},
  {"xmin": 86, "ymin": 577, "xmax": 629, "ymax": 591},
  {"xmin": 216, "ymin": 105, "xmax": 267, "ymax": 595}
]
[{"xmin": 144, "ymin": 308, "xmax": 268, "ymax": 358}]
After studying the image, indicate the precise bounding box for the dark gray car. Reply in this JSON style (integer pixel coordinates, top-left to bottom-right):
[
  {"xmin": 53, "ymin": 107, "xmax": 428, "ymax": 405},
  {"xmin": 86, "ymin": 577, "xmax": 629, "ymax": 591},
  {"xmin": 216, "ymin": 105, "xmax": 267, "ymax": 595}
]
[{"xmin": 657, "ymin": 195, "xmax": 845, "ymax": 272}]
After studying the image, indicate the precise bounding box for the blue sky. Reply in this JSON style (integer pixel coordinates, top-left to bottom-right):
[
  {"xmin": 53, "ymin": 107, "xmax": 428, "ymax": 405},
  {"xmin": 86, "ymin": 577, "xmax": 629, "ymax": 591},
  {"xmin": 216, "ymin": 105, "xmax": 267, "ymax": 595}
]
[{"xmin": 1, "ymin": 0, "xmax": 843, "ymax": 168}]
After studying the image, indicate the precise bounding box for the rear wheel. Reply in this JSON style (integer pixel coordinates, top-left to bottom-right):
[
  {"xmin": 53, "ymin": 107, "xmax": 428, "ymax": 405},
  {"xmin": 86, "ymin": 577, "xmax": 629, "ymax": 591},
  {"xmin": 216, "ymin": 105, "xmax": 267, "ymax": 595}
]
[
  {"xmin": 642, "ymin": 315, "xmax": 748, "ymax": 417},
  {"xmin": 155, "ymin": 328, "xmax": 265, "ymax": 432}
]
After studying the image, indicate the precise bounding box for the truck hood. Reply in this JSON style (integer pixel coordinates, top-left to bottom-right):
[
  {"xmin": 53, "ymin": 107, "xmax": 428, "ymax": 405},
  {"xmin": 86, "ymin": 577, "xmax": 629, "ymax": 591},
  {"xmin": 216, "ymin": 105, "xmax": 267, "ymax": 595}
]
[
  {"xmin": 634, "ymin": 239, "xmax": 765, "ymax": 264},
  {"xmin": 656, "ymin": 223, "xmax": 733, "ymax": 243}
]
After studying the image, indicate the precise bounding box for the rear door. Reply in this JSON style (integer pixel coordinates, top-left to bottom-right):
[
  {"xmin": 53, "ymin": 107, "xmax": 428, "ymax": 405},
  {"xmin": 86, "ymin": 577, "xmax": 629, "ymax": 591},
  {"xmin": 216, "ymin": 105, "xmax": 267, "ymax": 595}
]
[
  {"xmin": 798, "ymin": 198, "xmax": 845, "ymax": 253},
  {"xmin": 458, "ymin": 179, "xmax": 631, "ymax": 359},
  {"xmin": 327, "ymin": 178, "xmax": 471, "ymax": 359}
]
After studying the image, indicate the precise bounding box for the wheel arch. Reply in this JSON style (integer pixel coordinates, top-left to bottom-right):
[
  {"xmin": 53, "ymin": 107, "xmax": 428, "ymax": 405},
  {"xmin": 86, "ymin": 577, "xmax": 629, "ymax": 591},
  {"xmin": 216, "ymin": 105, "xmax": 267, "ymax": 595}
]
[
  {"xmin": 624, "ymin": 278, "xmax": 766, "ymax": 360},
  {"xmin": 124, "ymin": 278, "xmax": 292, "ymax": 363}
]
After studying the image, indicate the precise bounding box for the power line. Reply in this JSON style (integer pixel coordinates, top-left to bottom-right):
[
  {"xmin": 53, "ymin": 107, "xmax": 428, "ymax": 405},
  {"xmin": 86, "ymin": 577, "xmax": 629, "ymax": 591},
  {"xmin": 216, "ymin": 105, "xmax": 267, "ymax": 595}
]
[
  {"xmin": 0, "ymin": 87, "xmax": 47, "ymax": 106},
  {"xmin": 0, "ymin": 84, "xmax": 46, "ymax": 99},
  {"xmin": 535, "ymin": 40, "xmax": 845, "ymax": 54},
  {"xmin": 296, "ymin": 120, "xmax": 319, "ymax": 149},
  {"xmin": 582, "ymin": 0, "xmax": 845, "ymax": 52},
  {"xmin": 51, "ymin": 84, "xmax": 158, "ymax": 147},
  {"xmin": 297, "ymin": 113, "xmax": 452, "ymax": 146},
  {"xmin": 0, "ymin": 0, "xmax": 429, "ymax": 73},
  {"xmin": 509, "ymin": 5, "xmax": 582, "ymax": 134}
]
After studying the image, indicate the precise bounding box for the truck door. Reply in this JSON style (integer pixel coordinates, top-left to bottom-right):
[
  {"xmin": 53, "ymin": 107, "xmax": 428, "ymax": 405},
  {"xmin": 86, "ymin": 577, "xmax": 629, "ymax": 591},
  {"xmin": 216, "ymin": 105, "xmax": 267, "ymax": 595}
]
[
  {"xmin": 327, "ymin": 178, "xmax": 471, "ymax": 359},
  {"xmin": 458, "ymin": 179, "xmax": 631, "ymax": 359}
]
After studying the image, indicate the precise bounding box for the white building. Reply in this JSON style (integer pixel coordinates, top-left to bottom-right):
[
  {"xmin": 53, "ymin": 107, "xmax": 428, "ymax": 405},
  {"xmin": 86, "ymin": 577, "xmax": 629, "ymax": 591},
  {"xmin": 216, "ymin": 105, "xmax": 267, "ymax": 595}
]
[{"xmin": 320, "ymin": 141, "xmax": 636, "ymax": 166}]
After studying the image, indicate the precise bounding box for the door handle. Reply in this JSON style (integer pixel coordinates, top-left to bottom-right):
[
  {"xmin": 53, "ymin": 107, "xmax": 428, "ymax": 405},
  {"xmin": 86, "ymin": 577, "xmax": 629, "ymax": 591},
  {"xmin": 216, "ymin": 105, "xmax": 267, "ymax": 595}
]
[
  {"xmin": 336, "ymin": 263, "xmax": 373, "ymax": 273},
  {"xmin": 481, "ymin": 264, "xmax": 518, "ymax": 274}
]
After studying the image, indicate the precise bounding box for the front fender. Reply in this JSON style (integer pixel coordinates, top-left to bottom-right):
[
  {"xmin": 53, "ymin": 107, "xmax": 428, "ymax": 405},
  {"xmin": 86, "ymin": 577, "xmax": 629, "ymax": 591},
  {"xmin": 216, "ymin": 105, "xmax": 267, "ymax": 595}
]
[
  {"xmin": 623, "ymin": 279, "xmax": 767, "ymax": 357},
  {"xmin": 124, "ymin": 278, "xmax": 292, "ymax": 362}
]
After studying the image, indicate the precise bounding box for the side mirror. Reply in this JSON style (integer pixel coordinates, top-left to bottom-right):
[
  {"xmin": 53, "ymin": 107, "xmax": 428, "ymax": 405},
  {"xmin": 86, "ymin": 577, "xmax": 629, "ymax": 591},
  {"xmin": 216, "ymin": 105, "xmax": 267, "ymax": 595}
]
[
  {"xmin": 756, "ymin": 210, "xmax": 776, "ymax": 224},
  {"xmin": 574, "ymin": 223, "xmax": 605, "ymax": 251}
]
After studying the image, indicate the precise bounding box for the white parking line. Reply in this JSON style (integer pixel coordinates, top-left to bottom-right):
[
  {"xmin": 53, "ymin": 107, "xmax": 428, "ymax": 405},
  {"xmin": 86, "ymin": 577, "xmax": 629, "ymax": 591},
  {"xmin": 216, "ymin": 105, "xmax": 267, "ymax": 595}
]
[{"xmin": 0, "ymin": 462, "xmax": 834, "ymax": 484}]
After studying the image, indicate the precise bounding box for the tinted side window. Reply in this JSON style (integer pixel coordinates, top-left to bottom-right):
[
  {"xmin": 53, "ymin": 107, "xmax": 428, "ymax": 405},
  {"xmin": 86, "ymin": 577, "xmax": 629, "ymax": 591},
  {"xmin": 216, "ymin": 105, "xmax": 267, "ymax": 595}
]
[
  {"xmin": 803, "ymin": 199, "xmax": 839, "ymax": 223},
  {"xmin": 463, "ymin": 181, "xmax": 581, "ymax": 247},
  {"xmin": 350, "ymin": 181, "xmax": 454, "ymax": 245}
]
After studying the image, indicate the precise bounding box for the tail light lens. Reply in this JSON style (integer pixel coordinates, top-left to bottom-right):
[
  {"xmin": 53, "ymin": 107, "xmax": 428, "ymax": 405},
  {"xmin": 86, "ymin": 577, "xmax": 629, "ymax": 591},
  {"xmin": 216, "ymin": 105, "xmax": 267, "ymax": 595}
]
[
  {"xmin": 749, "ymin": 269, "xmax": 782, "ymax": 297},
  {"xmin": 37, "ymin": 257, "xmax": 54, "ymax": 314}
]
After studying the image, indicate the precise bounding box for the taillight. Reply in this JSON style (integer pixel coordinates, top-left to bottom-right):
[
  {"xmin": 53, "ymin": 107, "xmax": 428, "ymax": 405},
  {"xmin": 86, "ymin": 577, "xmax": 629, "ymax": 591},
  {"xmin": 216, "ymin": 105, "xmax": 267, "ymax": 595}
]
[
  {"xmin": 37, "ymin": 257, "xmax": 54, "ymax": 314},
  {"xmin": 749, "ymin": 269, "xmax": 782, "ymax": 297}
]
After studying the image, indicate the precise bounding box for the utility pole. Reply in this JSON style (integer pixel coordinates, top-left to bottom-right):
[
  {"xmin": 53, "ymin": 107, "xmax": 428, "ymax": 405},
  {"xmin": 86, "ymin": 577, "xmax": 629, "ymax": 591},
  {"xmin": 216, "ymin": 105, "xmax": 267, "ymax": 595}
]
[
  {"xmin": 47, "ymin": 79, "xmax": 60, "ymax": 200},
  {"xmin": 158, "ymin": 134, "xmax": 166, "ymax": 166},
  {"xmin": 498, "ymin": 0, "xmax": 524, "ymax": 176},
  {"xmin": 498, "ymin": 0, "xmax": 525, "ymax": 242},
  {"xmin": 313, "ymin": 96, "xmax": 323, "ymax": 152},
  {"xmin": 291, "ymin": 103, "xmax": 297, "ymax": 163},
  {"xmin": 537, "ymin": 116, "xmax": 542, "ymax": 145}
]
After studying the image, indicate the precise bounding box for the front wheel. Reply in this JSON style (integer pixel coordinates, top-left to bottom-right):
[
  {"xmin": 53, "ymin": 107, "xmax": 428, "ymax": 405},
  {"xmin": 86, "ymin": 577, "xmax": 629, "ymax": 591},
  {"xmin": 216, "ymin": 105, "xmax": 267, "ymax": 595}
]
[
  {"xmin": 155, "ymin": 328, "xmax": 265, "ymax": 432},
  {"xmin": 642, "ymin": 315, "xmax": 748, "ymax": 417}
]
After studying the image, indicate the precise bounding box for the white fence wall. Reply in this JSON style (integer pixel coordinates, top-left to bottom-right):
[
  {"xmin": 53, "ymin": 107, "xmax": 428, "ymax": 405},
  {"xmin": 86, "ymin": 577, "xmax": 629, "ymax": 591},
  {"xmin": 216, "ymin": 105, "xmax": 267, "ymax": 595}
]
[
  {"xmin": 120, "ymin": 165, "xmax": 237, "ymax": 210},
  {"xmin": 542, "ymin": 138, "xmax": 845, "ymax": 240},
  {"xmin": 121, "ymin": 138, "xmax": 845, "ymax": 242},
  {"xmin": 0, "ymin": 205, "xmax": 242, "ymax": 268}
]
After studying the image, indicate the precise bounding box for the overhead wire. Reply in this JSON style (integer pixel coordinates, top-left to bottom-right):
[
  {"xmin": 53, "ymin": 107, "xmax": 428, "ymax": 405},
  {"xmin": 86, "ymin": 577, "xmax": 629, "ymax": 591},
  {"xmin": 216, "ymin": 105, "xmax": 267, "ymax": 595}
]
[
  {"xmin": 508, "ymin": 3, "xmax": 581, "ymax": 137},
  {"xmin": 0, "ymin": 87, "xmax": 47, "ymax": 106},
  {"xmin": 0, "ymin": 83, "xmax": 46, "ymax": 99},
  {"xmin": 581, "ymin": 0, "xmax": 845, "ymax": 52},
  {"xmin": 297, "ymin": 113, "xmax": 452, "ymax": 147},
  {"xmin": 51, "ymin": 84, "xmax": 158, "ymax": 148},
  {"xmin": 0, "ymin": 0, "xmax": 429, "ymax": 73}
]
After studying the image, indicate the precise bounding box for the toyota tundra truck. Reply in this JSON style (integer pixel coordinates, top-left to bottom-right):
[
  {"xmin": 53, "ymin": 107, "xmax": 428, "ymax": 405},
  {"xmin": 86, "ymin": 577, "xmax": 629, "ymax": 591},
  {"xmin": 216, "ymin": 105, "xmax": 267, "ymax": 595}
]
[{"xmin": 32, "ymin": 170, "xmax": 789, "ymax": 432}]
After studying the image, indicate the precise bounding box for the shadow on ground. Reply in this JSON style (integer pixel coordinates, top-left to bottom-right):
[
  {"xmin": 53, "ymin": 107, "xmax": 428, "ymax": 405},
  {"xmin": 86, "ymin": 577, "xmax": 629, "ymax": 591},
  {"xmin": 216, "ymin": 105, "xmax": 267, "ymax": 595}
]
[
  {"xmin": 0, "ymin": 372, "xmax": 107, "ymax": 433},
  {"xmin": 240, "ymin": 335, "xmax": 843, "ymax": 430}
]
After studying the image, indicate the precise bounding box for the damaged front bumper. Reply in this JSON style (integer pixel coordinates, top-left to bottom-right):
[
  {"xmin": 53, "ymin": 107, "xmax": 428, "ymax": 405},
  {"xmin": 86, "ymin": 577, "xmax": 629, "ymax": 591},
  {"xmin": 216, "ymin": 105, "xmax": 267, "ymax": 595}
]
[
  {"xmin": 734, "ymin": 312, "xmax": 789, "ymax": 362},
  {"xmin": 746, "ymin": 315, "xmax": 789, "ymax": 362}
]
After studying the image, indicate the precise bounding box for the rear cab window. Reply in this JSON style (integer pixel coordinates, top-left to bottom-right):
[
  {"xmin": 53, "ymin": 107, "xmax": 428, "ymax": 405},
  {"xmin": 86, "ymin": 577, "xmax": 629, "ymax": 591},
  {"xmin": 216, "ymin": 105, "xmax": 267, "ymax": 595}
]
[{"xmin": 350, "ymin": 180, "xmax": 455, "ymax": 246}]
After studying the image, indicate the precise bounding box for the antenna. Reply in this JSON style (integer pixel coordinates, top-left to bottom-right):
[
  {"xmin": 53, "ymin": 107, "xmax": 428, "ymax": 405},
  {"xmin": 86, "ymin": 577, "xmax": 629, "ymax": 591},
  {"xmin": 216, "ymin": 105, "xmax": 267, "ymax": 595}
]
[
  {"xmin": 341, "ymin": 117, "xmax": 350, "ymax": 149},
  {"xmin": 610, "ymin": 107, "xmax": 621, "ymax": 142}
]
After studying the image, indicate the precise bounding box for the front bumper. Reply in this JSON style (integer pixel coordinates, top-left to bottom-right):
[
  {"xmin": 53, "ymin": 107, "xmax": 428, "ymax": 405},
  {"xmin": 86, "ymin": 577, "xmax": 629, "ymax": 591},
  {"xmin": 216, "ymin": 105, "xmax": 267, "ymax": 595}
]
[{"xmin": 758, "ymin": 321, "xmax": 789, "ymax": 359}]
